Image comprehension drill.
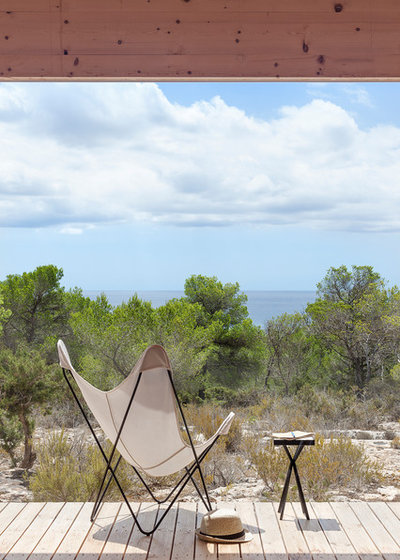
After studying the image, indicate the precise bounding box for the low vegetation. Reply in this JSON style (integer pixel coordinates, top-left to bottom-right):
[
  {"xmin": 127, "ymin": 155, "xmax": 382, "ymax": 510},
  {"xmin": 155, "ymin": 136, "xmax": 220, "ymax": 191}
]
[
  {"xmin": 0, "ymin": 264, "xmax": 399, "ymax": 501},
  {"xmin": 30, "ymin": 430, "xmax": 133, "ymax": 502},
  {"xmin": 247, "ymin": 434, "xmax": 382, "ymax": 501}
]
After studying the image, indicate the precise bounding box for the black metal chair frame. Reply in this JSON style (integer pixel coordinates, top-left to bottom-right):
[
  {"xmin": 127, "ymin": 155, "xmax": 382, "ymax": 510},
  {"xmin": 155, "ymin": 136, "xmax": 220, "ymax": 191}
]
[{"xmin": 62, "ymin": 366, "xmax": 218, "ymax": 536}]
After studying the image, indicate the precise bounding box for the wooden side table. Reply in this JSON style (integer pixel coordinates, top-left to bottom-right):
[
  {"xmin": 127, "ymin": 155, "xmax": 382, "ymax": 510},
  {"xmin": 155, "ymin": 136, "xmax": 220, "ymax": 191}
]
[{"xmin": 273, "ymin": 436, "xmax": 315, "ymax": 520}]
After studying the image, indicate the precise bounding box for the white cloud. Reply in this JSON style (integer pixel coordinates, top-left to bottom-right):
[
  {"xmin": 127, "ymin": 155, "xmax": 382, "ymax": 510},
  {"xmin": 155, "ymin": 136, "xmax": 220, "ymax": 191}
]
[
  {"xmin": 343, "ymin": 86, "xmax": 374, "ymax": 108},
  {"xmin": 0, "ymin": 83, "xmax": 400, "ymax": 233}
]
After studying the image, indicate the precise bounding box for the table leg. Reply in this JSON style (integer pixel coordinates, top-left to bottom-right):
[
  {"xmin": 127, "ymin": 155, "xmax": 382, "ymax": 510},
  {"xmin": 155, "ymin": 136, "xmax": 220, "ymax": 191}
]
[
  {"xmin": 278, "ymin": 461, "xmax": 292, "ymax": 518},
  {"xmin": 278, "ymin": 442, "xmax": 310, "ymax": 520},
  {"xmin": 292, "ymin": 461, "xmax": 309, "ymax": 519}
]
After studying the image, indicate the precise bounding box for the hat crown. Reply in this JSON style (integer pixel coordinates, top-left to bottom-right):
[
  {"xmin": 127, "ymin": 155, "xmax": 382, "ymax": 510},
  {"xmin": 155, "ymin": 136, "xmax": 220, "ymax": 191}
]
[{"xmin": 200, "ymin": 509, "xmax": 243, "ymax": 538}]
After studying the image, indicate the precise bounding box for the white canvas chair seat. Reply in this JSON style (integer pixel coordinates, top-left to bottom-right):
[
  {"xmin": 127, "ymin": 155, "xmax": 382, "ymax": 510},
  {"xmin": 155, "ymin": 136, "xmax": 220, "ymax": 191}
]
[
  {"xmin": 58, "ymin": 340, "xmax": 234, "ymax": 477},
  {"xmin": 57, "ymin": 340, "xmax": 234, "ymax": 535}
]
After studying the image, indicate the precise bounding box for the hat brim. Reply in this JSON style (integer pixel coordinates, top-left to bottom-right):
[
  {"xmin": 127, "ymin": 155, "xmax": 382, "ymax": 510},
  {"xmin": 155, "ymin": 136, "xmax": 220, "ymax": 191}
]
[{"xmin": 195, "ymin": 528, "xmax": 253, "ymax": 544}]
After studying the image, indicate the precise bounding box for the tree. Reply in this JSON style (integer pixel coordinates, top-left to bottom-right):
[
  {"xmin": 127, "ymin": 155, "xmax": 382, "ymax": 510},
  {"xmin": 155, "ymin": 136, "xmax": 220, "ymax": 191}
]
[
  {"xmin": 265, "ymin": 313, "xmax": 313, "ymax": 395},
  {"xmin": 184, "ymin": 274, "xmax": 267, "ymax": 390},
  {"xmin": 184, "ymin": 275, "xmax": 248, "ymax": 326},
  {"xmin": 153, "ymin": 298, "xmax": 213, "ymax": 398},
  {"xmin": 0, "ymin": 348, "xmax": 56, "ymax": 468},
  {"xmin": 0, "ymin": 265, "xmax": 68, "ymax": 352},
  {"xmin": 70, "ymin": 293, "xmax": 157, "ymax": 387},
  {"xmin": 0, "ymin": 290, "xmax": 11, "ymax": 335},
  {"xmin": 307, "ymin": 265, "xmax": 400, "ymax": 390}
]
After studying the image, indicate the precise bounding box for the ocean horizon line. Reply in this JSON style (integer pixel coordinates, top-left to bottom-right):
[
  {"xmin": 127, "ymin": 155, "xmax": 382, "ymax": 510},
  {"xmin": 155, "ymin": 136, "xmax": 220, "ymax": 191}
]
[{"xmin": 82, "ymin": 289, "xmax": 316, "ymax": 326}]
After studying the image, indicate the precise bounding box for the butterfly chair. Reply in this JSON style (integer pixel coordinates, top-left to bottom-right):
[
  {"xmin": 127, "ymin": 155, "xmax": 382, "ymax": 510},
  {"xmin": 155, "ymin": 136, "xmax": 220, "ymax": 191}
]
[{"xmin": 57, "ymin": 340, "xmax": 235, "ymax": 535}]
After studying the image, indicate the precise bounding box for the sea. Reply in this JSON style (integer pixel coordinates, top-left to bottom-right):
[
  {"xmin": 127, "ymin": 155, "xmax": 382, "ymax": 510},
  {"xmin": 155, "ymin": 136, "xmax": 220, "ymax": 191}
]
[{"xmin": 82, "ymin": 290, "xmax": 316, "ymax": 326}]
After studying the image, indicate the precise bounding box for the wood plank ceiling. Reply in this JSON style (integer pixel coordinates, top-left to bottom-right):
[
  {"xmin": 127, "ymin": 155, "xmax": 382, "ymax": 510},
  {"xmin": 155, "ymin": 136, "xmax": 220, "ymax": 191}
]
[{"xmin": 1, "ymin": 0, "xmax": 400, "ymax": 81}]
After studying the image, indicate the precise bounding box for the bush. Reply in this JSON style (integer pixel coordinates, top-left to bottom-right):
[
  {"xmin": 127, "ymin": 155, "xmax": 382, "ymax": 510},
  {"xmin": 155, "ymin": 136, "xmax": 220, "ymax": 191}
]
[
  {"xmin": 391, "ymin": 436, "xmax": 400, "ymax": 449},
  {"xmin": 183, "ymin": 402, "xmax": 242, "ymax": 453},
  {"xmin": 245, "ymin": 389, "xmax": 384, "ymax": 433},
  {"xmin": 29, "ymin": 430, "xmax": 134, "ymax": 501},
  {"xmin": 182, "ymin": 403, "xmax": 245, "ymax": 487},
  {"xmin": 0, "ymin": 412, "xmax": 23, "ymax": 466},
  {"xmin": 247, "ymin": 433, "xmax": 383, "ymax": 501}
]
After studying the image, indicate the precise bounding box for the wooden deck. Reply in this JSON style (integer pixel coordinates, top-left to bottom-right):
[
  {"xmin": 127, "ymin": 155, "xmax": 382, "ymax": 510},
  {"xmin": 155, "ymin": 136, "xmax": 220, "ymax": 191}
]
[{"xmin": 1, "ymin": 501, "xmax": 400, "ymax": 559}]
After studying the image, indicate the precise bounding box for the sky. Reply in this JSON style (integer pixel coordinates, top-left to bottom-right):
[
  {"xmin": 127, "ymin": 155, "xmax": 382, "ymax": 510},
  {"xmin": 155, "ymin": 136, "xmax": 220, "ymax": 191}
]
[{"xmin": 1, "ymin": 81, "xmax": 400, "ymax": 291}]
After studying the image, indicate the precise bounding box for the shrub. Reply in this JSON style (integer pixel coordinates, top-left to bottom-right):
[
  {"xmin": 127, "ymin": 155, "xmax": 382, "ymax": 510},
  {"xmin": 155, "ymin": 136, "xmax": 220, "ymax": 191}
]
[
  {"xmin": 183, "ymin": 402, "xmax": 242, "ymax": 453},
  {"xmin": 384, "ymin": 430, "xmax": 396, "ymax": 441},
  {"xmin": 182, "ymin": 403, "xmax": 245, "ymax": 487},
  {"xmin": 246, "ymin": 433, "xmax": 383, "ymax": 501},
  {"xmin": 29, "ymin": 430, "xmax": 134, "ymax": 501},
  {"xmin": 391, "ymin": 436, "xmax": 400, "ymax": 449},
  {"xmin": 0, "ymin": 412, "xmax": 23, "ymax": 466},
  {"xmin": 245, "ymin": 389, "xmax": 384, "ymax": 433}
]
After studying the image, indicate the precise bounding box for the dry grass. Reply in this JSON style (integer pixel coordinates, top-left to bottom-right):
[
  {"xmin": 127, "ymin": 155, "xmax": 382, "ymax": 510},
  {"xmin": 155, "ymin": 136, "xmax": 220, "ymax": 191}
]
[
  {"xmin": 29, "ymin": 430, "xmax": 135, "ymax": 501},
  {"xmin": 28, "ymin": 393, "xmax": 392, "ymax": 502},
  {"xmin": 246, "ymin": 433, "xmax": 383, "ymax": 501}
]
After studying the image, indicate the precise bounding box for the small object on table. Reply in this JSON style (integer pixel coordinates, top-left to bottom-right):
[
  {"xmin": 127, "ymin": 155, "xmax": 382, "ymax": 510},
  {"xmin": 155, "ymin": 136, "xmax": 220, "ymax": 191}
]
[{"xmin": 272, "ymin": 431, "xmax": 315, "ymax": 520}]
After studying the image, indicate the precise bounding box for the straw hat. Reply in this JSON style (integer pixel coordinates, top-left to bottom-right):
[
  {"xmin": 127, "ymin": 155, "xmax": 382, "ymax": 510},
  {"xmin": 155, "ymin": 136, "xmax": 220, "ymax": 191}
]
[{"xmin": 195, "ymin": 508, "xmax": 253, "ymax": 544}]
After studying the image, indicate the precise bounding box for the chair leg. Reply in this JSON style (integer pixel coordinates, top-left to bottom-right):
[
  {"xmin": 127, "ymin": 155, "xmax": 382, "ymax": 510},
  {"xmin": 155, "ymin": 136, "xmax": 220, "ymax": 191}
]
[
  {"xmin": 63, "ymin": 367, "xmax": 217, "ymax": 534},
  {"xmin": 91, "ymin": 456, "xmax": 122, "ymax": 521}
]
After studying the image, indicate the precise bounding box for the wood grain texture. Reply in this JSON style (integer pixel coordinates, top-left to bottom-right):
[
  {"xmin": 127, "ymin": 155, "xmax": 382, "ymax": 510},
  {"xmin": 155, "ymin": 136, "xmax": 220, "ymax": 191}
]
[
  {"xmin": 28, "ymin": 501, "xmax": 84, "ymax": 560},
  {"xmin": 309, "ymin": 502, "xmax": 357, "ymax": 560},
  {"xmin": 3, "ymin": 502, "xmax": 64, "ymax": 560},
  {"xmin": 0, "ymin": 502, "xmax": 45, "ymax": 557},
  {"xmin": 349, "ymin": 502, "xmax": 400, "ymax": 559},
  {"xmin": 0, "ymin": 501, "xmax": 399, "ymax": 558},
  {"xmin": 273, "ymin": 502, "xmax": 311, "ymax": 560},
  {"xmin": 1, "ymin": 0, "xmax": 400, "ymax": 80},
  {"xmin": 329, "ymin": 502, "xmax": 382, "ymax": 560}
]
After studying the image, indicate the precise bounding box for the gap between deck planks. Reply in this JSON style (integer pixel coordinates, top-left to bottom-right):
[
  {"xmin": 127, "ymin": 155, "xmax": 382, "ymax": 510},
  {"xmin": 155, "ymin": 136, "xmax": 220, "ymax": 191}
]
[{"xmin": 1, "ymin": 502, "xmax": 399, "ymax": 559}]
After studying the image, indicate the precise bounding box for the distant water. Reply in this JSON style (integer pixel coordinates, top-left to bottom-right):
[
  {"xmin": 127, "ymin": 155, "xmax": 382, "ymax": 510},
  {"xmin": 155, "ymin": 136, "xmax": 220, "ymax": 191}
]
[{"xmin": 82, "ymin": 290, "xmax": 316, "ymax": 326}]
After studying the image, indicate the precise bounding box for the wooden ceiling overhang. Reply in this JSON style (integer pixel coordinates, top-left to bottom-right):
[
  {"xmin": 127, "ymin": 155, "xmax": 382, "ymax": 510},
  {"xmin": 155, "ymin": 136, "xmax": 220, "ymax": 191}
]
[{"xmin": 1, "ymin": 0, "xmax": 400, "ymax": 81}]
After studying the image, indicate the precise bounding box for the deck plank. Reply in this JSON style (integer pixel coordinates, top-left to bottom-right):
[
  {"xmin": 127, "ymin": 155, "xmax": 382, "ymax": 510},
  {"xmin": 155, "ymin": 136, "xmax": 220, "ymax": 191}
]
[
  {"xmin": 369, "ymin": 502, "xmax": 400, "ymax": 547},
  {"xmin": 254, "ymin": 502, "xmax": 287, "ymax": 560},
  {"xmin": 98, "ymin": 502, "xmax": 140, "ymax": 560},
  {"xmin": 349, "ymin": 502, "xmax": 400, "ymax": 559},
  {"xmin": 124, "ymin": 502, "xmax": 157, "ymax": 560},
  {"xmin": 309, "ymin": 502, "xmax": 358, "ymax": 560},
  {"xmin": 146, "ymin": 503, "xmax": 178, "ymax": 560},
  {"xmin": 53, "ymin": 502, "xmax": 97, "ymax": 559},
  {"xmin": 4, "ymin": 502, "xmax": 64, "ymax": 560},
  {"xmin": 28, "ymin": 502, "xmax": 84, "ymax": 560},
  {"xmin": 0, "ymin": 503, "xmax": 45, "ymax": 558},
  {"xmin": 1, "ymin": 501, "xmax": 400, "ymax": 560},
  {"xmin": 330, "ymin": 502, "xmax": 382, "ymax": 560},
  {"xmin": 170, "ymin": 502, "xmax": 196, "ymax": 560},
  {"xmin": 194, "ymin": 503, "xmax": 217, "ymax": 560},
  {"xmin": 0, "ymin": 503, "xmax": 27, "ymax": 537},
  {"xmin": 76, "ymin": 502, "xmax": 121, "ymax": 560},
  {"xmin": 387, "ymin": 501, "xmax": 400, "ymax": 520},
  {"xmin": 292, "ymin": 502, "xmax": 335, "ymax": 560},
  {"xmin": 236, "ymin": 501, "xmax": 265, "ymax": 560},
  {"xmin": 273, "ymin": 502, "xmax": 311, "ymax": 560}
]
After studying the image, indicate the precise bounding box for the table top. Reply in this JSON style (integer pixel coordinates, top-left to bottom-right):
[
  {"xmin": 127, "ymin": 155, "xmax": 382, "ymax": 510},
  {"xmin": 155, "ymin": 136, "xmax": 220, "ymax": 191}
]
[{"xmin": 273, "ymin": 437, "xmax": 315, "ymax": 446}]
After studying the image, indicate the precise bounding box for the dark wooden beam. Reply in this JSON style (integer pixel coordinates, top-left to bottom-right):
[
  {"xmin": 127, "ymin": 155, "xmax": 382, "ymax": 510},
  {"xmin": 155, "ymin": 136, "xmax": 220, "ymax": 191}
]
[{"xmin": 1, "ymin": 0, "xmax": 400, "ymax": 80}]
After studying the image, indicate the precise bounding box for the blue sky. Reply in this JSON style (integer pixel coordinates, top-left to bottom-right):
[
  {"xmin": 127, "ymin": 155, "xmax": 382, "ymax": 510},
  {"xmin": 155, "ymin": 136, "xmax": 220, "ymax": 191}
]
[{"xmin": 1, "ymin": 82, "xmax": 400, "ymax": 291}]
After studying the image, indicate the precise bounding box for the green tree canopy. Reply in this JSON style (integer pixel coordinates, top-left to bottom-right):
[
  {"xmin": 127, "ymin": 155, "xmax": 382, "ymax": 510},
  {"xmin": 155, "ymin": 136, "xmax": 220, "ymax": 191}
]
[
  {"xmin": 69, "ymin": 293, "xmax": 156, "ymax": 386},
  {"xmin": 184, "ymin": 275, "xmax": 248, "ymax": 327},
  {"xmin": 184, "ymin": 274, "xmax": 266, "ymax": 392},
  {"xmin": 307, "ymin": 265, "xmax": 400, "ymax": 390},
  {"xmin": 265, "ymin": 313, "xmax": 314, "ymax": 395},
  {"xmin": 0, "ymin": 290, "xmax": 11, "ymax": 336},
  {"xmin": 0, "ymin": 348, "xmax": 56, "ymax": 468},
  {"xmin": 1, "ymin": 265, "xmax": 68, "ymax": 352}
]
